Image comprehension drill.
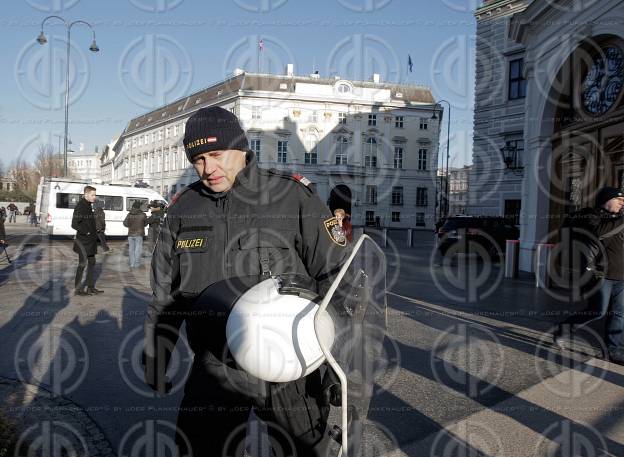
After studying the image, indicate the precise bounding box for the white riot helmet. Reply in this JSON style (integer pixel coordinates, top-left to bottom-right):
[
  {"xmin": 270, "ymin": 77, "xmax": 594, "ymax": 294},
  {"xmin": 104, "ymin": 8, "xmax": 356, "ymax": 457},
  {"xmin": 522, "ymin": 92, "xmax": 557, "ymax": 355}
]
[{"xmin": 226, "ymin": 276, "xmax": 335, "ymax": 383}]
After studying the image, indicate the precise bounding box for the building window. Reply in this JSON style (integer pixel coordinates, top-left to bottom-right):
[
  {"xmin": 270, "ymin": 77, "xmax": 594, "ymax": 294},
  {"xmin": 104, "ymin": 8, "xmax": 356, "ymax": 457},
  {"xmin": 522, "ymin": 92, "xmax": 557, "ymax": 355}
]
[
  {"xmin": 368, "ymin": 114, "xmax": 377, "ymax": 126},
  {"xmin": 132, "ymin": 138, "xmax": 137, "ymax": 148},
  {"xmin": 174, "ymin": 125, "xmax": 178, "ymax": 136},
  {"xmin": 158, "ymin": 130, "xmax": 163, "ymax": 141},
  {"xmin": 505, "ymin": 139, "xmax": 524, "ymax": 168},
  {"xmin": 338, "ymin": 112, "xmax": 347, "ymax": 125},
  {"xmin": 309, "ymin": 111, "xmax": 318, "ymax": 123},
  {"xmin": 164, "ymin": 152, "xmax": 169, "ymax": 172},
  {"xmin": 365, "ymin": 211, "xmax": 375, "ymax": 225},
  {"xmin": 365, "ymin": 185, "xmax": 377, "ymax": 205},
  {"xmin": 416, "ymin": 187, "xmax": 428, "ymax": 206},
  {"xmin": 394, "ymin": 146, "xmax": 403, "ymax": 169},
  {"xmin": 165, "ymin": 127, "xmax": 171, "ymax": 139},
  {"xmin": 418, "ymin": 148, "xmax": 427, "ymax": 170},
  {"xmin": 150, "ymin": 153, "xmax": 154, "ymax": 173},
  {"xmin": 392, "ymin": 212, "xmax": 400, "ymax": 222},
  {"xmin": 172, "ymin": 147, "xmax": 178, "ymax": 171},
  {"xmin": 419, "ymin": 118, "xmax": 428, "ymax": 130},
  {"xmin": 151, "ymin": 132, "xmax": 155, "ymax": 143},
  {"xmin": 509, "ymin": 58, "xmax": 527, "ymax": 100},
  {"xmin": 416, "ymin": 213, "xmax": 425, "ymax": 226},
  {"xmin": 252, "ymin": 106, "xmax": 262, "ymax": 120},
  {"xmin": 277, "ymin": 140, "xmax": 288, "ymax": 163},
  {"xmin": 336, "ymin": 136, "xmax": 348, "ymax": 165},
  {"xmin": 391, "ymin": 186, "xmax": 403, "ymax": 206},
  {"xmin": 250, "ymin": 139, "xmax": 261, "ymax": 162},
  {"xmin": 305, "ymin": 134, "xmax": 318, "ymax": 165},
  {"xmin": 171, "ymin": 184, "xmax": 177, "ymax": 196},
  {"xmin": 365, "ymin": 137, "xmax": 377, "ymax": 168},
  {"xmin": 157, "ymin": 154, "xmax": 161, "ymax": 172},
  {"xmin": 395, "ymin": 116, "xmax": 404, "ymax": 128}
]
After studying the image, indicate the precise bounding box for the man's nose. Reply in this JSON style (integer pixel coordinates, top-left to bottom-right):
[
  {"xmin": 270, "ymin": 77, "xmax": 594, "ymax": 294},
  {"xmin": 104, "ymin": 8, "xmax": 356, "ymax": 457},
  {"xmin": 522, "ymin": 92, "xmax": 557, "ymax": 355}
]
[{"xmin": 202, "ymin": 157, "xmax": 217, "ymax": 175}]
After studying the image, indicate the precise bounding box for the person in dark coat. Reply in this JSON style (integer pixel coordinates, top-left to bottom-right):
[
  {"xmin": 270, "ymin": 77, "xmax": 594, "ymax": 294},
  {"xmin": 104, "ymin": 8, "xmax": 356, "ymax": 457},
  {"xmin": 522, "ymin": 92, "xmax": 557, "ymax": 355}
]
[
  {"xmin": 146, "ymin": 200, "xmax": 165, "ymax": 252},
  {"xmin": 554, "ymin": 186, "xmax": 624, "ymax": 363},
  {"xmin": 71, "ymin": 185, "xmax": 103, "ymax": 296},
  {"xmin": 123, "ymin": 200, "xmax": 147, "ymax": 268},
  {"xmin": 144, "ymin": 107, "xmax": 348, "ymax": 457},
  {"xmin": 93, "ymin": 201, "xmax": 111, "ymax": 253}
]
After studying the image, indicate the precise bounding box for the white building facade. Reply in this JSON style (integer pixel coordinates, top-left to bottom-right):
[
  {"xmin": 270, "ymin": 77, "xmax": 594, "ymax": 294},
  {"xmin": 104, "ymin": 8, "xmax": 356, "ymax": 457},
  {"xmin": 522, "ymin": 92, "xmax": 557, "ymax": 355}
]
[
  {"xmin": 470, "ymin": 0, "xmax": 624, "ymax": 271},
  {"xmin": 67, "ymin": 152, "xmax": 101, "ymax": 181},
  {"xmin": 110, "ymin": 69, "xmax": 442, "ymax": 229}
]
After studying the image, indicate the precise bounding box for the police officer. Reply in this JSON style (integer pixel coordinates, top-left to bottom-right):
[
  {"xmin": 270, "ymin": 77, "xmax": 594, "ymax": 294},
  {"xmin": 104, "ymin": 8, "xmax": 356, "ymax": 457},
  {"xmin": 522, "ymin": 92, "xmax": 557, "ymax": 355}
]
[{"xmin": 144, "ymin": 107, "xmax": 348, "ymax": 456}]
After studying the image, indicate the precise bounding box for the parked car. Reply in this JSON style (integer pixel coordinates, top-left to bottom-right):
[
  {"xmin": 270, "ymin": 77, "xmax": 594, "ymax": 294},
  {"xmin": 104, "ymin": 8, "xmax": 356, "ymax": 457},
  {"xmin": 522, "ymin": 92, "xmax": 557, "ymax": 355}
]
[{"xmin": 436, "ymin": 216, "xmax": 519, "ymax": 260}]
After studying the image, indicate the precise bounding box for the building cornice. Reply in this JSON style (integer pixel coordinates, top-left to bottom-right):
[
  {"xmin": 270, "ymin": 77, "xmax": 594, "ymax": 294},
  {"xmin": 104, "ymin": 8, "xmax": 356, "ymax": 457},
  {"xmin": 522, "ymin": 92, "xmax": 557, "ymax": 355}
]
[{"xmin": 475, "ymin": 0, "xmax": 528, "ymax": 21}]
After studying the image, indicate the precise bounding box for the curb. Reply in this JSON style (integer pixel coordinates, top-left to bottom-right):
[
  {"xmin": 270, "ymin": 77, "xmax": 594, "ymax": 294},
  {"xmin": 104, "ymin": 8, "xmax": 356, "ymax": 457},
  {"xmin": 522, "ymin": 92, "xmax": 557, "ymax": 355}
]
[{"xmin": 0, "ymin": 376, "xmax": 115, "ymax": 457}]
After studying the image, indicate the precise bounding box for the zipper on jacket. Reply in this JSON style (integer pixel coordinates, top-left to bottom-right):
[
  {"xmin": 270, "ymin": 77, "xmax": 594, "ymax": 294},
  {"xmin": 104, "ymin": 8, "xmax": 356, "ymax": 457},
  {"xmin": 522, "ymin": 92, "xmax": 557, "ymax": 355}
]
[{"xmin": 223, "ymin": 193, "xmax": 230, "ymax": 275}]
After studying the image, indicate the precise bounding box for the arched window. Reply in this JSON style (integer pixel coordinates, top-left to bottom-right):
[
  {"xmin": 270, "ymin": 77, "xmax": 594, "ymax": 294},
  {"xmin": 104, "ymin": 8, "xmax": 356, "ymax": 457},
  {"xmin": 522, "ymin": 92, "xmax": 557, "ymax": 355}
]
[
  {"xmin": 305, "ymin": 134, "xmax": 318, "ymax": 165},
  {"xmin": 365, "ymin": 137, "xmax": 377, "ymax": 168},
  {"xmin": 336, "ymin": 136, "xmax": 349, "ymax": 165}
]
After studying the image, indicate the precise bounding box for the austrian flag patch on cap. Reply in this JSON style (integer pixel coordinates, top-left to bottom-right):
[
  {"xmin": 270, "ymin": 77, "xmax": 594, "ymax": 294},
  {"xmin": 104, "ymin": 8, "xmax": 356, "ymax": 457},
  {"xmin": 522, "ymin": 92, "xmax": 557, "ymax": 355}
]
[{"xmin": 292, "ymin": 173, "xmax": 311, "ymax": 188}]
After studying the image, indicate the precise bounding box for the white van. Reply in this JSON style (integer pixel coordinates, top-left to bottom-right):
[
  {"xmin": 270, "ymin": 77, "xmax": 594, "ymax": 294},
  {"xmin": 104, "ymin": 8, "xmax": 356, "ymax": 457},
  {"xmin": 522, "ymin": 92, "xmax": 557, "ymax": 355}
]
[{"xmin": 38, "ymin": 179, "xmax": 167, "ymax": 237}]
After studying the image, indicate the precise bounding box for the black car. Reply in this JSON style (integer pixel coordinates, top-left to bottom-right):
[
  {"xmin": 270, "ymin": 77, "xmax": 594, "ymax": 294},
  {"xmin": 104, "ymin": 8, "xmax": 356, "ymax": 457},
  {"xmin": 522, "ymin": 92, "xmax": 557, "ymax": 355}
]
[{"xmin": 436, "ymin": 216, "xmax": 519, "ymax": 260}]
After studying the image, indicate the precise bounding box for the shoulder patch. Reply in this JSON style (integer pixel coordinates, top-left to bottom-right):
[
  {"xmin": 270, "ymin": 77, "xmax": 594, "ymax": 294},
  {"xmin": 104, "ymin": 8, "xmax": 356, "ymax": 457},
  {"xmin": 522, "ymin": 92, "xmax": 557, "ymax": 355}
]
[
  {"xmin": 324, "ymin": 217, "xmax": 347, "ymax": 247},
  {"xmin": 292, "ymin": 173, "xmax": 312, "ymax": 188}
]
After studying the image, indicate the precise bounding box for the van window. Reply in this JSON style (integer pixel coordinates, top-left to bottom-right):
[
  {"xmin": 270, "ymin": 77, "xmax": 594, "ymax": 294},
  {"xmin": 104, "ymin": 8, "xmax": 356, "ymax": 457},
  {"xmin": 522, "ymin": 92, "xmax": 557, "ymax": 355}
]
[
  {"xmin": 127, "ymin": 197, "xmax": 149, "ymax": 212},
  {"xmin": 97, "ymin": 195, "xmax": 123, "ymax": 211},
  {"xmin": 56, "ymin": 193, "xmax": 82, "ymax": 209}
]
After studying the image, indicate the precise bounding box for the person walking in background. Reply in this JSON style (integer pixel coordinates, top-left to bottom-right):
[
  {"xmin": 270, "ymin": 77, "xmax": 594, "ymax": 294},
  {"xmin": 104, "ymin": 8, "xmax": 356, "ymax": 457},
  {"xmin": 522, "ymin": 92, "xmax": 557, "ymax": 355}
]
[
  {"xmin": 94, "ymin": 201, "xmax": 111, "ymax": 253},
  {"xmin": 28, "ymin": 202, "xmax": 37, "ymax": 226},
  {"xmin": 146, "ymin": 200, "xmax": 165, "ymax": 252},
  {"xmin": 124, "ymin": 200, "xmax": 147, "ymax": 268},
  {"xmin": 71, "ymin": 186, "xmax": 103, "ymax": 296},
  {"xmin": 7, "ymin": 203, "xmax": 17, "ymax": 223}
]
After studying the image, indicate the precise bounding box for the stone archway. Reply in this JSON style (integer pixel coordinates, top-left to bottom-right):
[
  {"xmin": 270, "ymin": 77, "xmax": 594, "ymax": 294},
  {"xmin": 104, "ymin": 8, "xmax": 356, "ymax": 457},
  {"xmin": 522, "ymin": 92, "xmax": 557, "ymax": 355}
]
[{"xmin": 328, "ymin": 185, "xmax": 352, "ymax": 216}]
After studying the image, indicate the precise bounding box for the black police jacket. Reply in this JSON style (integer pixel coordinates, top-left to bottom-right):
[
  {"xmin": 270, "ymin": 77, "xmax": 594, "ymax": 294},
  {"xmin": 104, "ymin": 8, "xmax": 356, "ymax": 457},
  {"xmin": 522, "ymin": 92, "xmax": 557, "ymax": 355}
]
[{"xmin": 144, "ymin": 152, "xmax": 349, "ymax": 396}]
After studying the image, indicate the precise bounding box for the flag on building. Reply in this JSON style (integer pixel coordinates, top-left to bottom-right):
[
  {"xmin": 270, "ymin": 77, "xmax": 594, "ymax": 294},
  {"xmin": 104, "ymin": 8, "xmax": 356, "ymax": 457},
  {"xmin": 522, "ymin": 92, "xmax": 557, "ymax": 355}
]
[
  {"xmin": 408, "ymin": 55, "xmax": 413, "ymax": 73},
  {"xmin": 259, "ymin": 39, "xmax": 264, "ymax": 51}
]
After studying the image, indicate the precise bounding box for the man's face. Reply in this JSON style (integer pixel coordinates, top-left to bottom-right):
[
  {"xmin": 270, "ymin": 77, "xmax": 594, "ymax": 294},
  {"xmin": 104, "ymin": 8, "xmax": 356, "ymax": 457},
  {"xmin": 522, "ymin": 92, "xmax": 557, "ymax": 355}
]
[
  {"xmin": 604, "ymin": 197, "xmax": 624, "ymax": 214},
  {"xmin": 192, "ymin": 150, "xmax": 246, "ymax": 193},
  {"xmin": 85, "ymin": 191, "xmax": 97, "ymax": 203}
]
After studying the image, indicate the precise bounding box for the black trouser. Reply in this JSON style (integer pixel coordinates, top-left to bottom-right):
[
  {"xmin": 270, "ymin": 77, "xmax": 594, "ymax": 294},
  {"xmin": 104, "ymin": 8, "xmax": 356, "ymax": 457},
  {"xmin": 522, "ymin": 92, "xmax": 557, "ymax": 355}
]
[
  {"xmin": 75, "ymin": 250, "xmax": 95, "ymax": 290},
  {"xmin": 96, "ymin": 231, "xmax": 110, "ymax": 251}
]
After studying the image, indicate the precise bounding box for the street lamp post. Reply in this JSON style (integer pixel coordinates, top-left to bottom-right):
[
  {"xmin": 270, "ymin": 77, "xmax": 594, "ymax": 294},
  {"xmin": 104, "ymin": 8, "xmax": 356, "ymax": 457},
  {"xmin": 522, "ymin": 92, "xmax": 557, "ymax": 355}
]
[
  {"xmin": 37, "ymin": 16, "xmax": 99, "ymax": 178},
  {"xmin": 432, "ymin": 100, "xmax": 451, "ymax": 218}
]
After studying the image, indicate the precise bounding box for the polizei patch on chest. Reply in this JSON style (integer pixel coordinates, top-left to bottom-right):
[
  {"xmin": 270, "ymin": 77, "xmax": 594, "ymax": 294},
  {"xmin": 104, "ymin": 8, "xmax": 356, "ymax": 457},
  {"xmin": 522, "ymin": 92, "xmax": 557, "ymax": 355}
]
[
  {"xmin": 176, "ymin": 238, "xmax": 207, "ymax": 249},
  {"xmin": 323, "ymin": 217, "xmax": 347, "ymax": 247}
]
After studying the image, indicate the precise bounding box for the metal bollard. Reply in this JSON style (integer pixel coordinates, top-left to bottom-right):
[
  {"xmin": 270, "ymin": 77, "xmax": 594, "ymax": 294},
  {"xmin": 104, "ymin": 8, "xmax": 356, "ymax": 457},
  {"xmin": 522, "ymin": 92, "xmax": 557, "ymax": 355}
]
[
  {"xmin": 407, "ymin": 229, "xmax": 413, "ymax": 248},
  {"xmin": 535, "ymin": 243, "xmax": 554, "ymax": 289},
  {"xmin": 383, "ymin": 228, "xmax": 388, "ymax": 247},
  {"xmin": 505, "ymin": 240, "xmax": 520, "ymax": 279}
]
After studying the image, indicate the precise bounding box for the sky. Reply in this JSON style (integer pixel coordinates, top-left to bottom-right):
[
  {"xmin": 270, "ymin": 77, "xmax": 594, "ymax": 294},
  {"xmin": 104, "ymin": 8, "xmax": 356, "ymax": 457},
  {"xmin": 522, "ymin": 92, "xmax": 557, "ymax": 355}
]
[{"xmin": 0, "ymin": 0, "xmax": 479, "ymax": 170}]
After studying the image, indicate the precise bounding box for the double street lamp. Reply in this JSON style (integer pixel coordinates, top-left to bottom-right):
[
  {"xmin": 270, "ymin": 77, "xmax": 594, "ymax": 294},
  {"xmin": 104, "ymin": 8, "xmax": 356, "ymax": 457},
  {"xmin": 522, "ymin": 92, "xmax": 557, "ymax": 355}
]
[
  {"xmin": 37, "ymin": 16, "xmax": 99, "ymax": 178},
  {"xmin": 432, "ymin": 100, "xmax": 451, "ymax": 218}
]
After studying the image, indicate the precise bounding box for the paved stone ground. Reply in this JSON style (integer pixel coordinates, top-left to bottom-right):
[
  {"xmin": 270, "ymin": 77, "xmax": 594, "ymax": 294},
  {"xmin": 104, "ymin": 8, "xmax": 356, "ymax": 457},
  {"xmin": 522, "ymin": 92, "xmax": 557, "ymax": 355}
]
[{"xmin": 0, "ymin": 224, "xmax": 623, "ymax": 456}]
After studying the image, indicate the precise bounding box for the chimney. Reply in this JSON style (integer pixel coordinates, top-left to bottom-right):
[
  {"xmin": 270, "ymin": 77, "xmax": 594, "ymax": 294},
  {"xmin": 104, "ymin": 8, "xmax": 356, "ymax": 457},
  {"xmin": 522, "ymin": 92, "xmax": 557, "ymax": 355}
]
[
  {"xmin": 286, "ymin": 63, "xmax": 294, "ymax": 77},
  {"xmin": 372, "ymin": 73, "xmax": 381, "ymax": 83}
]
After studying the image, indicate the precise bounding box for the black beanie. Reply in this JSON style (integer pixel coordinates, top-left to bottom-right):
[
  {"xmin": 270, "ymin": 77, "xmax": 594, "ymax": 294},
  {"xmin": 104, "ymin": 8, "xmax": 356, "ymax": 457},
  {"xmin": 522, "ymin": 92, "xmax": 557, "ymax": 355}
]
[
  {"xmin": 183, "ymin": 106, "xmax": 248, "ymax": 161},
  {"xmin": 595, "ymin": 186, "xmax": 624, "ymax": 207}
]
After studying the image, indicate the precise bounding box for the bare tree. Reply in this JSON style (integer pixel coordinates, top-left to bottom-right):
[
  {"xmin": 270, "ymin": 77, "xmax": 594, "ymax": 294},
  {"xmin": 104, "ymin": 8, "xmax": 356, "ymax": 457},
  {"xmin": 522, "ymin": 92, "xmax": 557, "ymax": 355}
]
[
  {"xmin": 8, "ymin": 159, "xmax": 38, "ymax": 201},
  {"xmin": 35, "ymin": 143, "xmax": 64, "ymax": 178}
]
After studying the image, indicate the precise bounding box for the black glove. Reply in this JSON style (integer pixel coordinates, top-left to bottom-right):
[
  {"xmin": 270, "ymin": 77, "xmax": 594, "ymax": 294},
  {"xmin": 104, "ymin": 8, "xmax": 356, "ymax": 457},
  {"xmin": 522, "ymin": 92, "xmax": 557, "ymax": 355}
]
[{"xmin": 321, "ymin": 366, "xmax": 342, "ymax": 407}]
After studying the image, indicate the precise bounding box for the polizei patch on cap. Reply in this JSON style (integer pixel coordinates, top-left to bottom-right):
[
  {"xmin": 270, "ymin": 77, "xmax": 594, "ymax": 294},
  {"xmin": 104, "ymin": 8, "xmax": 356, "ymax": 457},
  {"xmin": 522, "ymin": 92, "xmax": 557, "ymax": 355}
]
[
  {"xmin": 186, "ymin": 137, "xmax": 218, "ymax": 149},
  {"xmin": 323, "ymin": 217, "xmax": 347, "ymax": 247}
]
